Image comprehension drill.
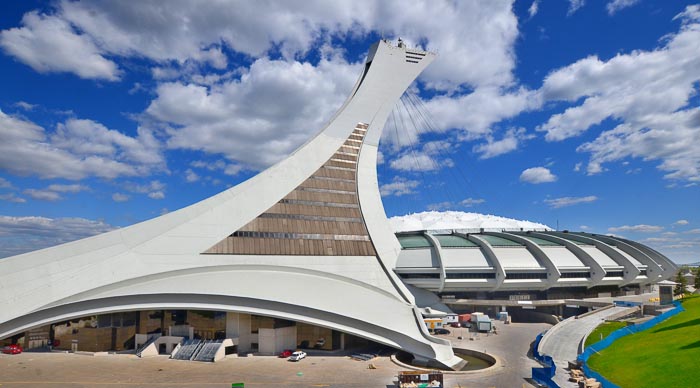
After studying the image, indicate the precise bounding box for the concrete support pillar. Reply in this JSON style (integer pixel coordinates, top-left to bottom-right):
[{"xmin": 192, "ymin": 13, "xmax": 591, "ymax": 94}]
[{"xmin": 226, "ymin": 312, "xmax": 252, "ymax": 353}]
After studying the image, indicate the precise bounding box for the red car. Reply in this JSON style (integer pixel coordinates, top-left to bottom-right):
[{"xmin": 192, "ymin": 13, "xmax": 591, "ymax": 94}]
[
  {"xmin": 278, "ymin": 349, "xmax": 293, "ymax": 358},
  {"xmin": 2, "ymin": 344, "xmax": 22, "ymax": 355}
]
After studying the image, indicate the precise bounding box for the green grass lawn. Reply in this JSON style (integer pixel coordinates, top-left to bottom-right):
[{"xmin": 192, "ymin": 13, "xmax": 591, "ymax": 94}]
[
  {"xmin": 587, "ymin": 295, "xmax": 700, "ymax": 388},
  {"xmin": 584, "ymin": 321, "xmax": 627, "ymax": 348}
]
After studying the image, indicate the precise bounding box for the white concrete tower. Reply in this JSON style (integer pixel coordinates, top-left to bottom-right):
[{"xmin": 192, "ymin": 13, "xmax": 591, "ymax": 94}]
[{"xmin": 0, "ymin": 40, "xmax": 464, "ymax": 369}]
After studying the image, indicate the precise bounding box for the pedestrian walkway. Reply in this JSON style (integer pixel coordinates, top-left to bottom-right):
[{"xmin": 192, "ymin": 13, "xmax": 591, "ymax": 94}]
[{"xmin": 538, "ymin": 306, "xmax": 628, "ymax": 387}]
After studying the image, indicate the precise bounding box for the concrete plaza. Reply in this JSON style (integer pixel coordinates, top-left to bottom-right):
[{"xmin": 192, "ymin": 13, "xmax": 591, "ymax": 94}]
[{"xmin": 0, "ymin": 322, "xmax": 550, "ymax": 388}]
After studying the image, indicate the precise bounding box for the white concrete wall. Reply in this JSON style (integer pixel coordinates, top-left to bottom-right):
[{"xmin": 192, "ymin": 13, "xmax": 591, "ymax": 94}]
[
  {"xmin": 169, "ymin": 325, "xmax": 193, "ymax": 338},
  {"xmin": 214, "ymin": 338, "xmax": 236, "ymax": 362},
  {"xmin": 258, "ymin": 326, "xmax": 296, "ymax": 355},
  {"xmin": 225, "ymin": 312, "xmax": 251, "ymax": 353}
]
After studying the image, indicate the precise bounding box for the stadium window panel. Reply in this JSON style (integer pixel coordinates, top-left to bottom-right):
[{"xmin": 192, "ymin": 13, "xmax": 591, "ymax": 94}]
[
  {"xmin": 445, "ymin": 272, "xmax": 496, "ymax": 279},
  {"xmin": 559, "ymin": 272, "xmax": 591, "ymax": 278},
  {"xmin": 505, "ymin": 272, "xmax": 547, "ymax": 280},
  {"xmin": 604, "ymin": 271, "xmax": 624, "ymax": 278},
  {"xmin": 398, "ymin": 273, "xmax": 440, "ymax": 279}
]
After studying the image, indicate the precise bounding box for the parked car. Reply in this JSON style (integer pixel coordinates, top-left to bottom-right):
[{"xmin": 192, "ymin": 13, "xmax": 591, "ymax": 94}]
[
  {"xmin": 450, "ymin": 322, "xmax": 461, "ymax": 328},
  {"xmin": 314, "ymin": 338, "xmax": 325, "ymax": 349},
  {"xmin": 278, "ymin": 349, "xmax": 293, "ymax": 358},
  {"xmin": 2, "ymin": 344, "xmax": 22, "ymax": 355},
  {"xmin": 288, "ymin": 351, "xmax": 307, "ymax": 361},
  {"xmin": 433, "ymin": 328, "xmax": 450, "ymax": 335}
]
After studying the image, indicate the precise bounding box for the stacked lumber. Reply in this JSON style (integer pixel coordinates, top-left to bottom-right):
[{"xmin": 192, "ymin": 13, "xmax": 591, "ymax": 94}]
[
  {"xmin": 577, "ymin": 377, "xmax": 601, "ymax": 388},
  {"xmin": 568, "ymin": 365, "xmax": 601, "ymax": 387}
]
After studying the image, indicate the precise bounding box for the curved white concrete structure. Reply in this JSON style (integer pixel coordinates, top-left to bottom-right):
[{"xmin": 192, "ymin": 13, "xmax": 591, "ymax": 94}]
[
  {"xmin": 394, "ymin": 230, "xmax": 677, "ymax": 294},
  {"xmin": 0, "ymin": 40, "xmax": 464, "ymax": 369}
]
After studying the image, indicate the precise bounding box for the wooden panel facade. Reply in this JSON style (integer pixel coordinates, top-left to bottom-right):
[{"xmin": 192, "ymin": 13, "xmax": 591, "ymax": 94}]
[{"xmin": 204, "ymin": 123, "xmax": 377, "ymax": 256}]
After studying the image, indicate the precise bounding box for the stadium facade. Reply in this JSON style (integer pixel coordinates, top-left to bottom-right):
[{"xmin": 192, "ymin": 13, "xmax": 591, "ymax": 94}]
[
  {"xmin": 0, "ymin": 40, "xmax": 676, "ymax": 368},
  {"xmin": 395, "ymin": 230, "xmax": 677, "ymax": 295}
]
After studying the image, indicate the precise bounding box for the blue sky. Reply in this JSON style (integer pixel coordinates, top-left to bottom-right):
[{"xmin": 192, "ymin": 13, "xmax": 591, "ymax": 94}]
[{"xmin": 0, "ymin": 1, "xmax": 698, "ymax": 264}]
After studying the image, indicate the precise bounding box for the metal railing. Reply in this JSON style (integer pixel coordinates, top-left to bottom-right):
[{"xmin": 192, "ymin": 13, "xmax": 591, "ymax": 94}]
[
  {"xmin": 531, "ymin": 332, "xmax": 559, "ymax": 388},
  {"xmin": 172, "ymin": 339, "xmax": 202, "ymax": 360},
  {"xmin": 193, "ymin": 340, "xmax": 222, "ymax": 362}
]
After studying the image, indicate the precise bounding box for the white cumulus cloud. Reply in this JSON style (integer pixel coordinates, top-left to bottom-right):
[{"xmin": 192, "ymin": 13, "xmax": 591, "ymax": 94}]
[
  {"xmin": 537, "ymin": 6, "xmax": 700, "ymax": 182},
  {"xmin": 0, "ymin": 215, "xmax": 116, "ymax": 258},
  {"xmin": 185, "ymin": 169, "xmax": 200, "ymax": 183},
  {"xmin": 473, "ymin": 127, "xmax": 534, "ymax": 159},
  {"xmin": 380, "ymin": 177, "xmax": 420, "ymax": 197},
  {"xmin": 22, "ymin": 184, "xmax": 87, "ymax": 201},
  {"xmin": 520, "ymin": 167, "xmax": 557, "ymax": 184},
  {"xmin": 148, "ymin": 56, "xmax": 360, "ymax": 170},
  {"xmin": 606, "ymin": 0, "xmax": 640, "ymax": 15},
  {"xmin": 0, "ymin": 193, "xmax": 26, "ymax": 203},
  {"xmin": 461, "ymin": 198, "xmax": 486, "ymax": 207},
  {"xmin": 568, "ymin": 0, "xmax": 586, "ymax": 16},
  {"xmin": 111, "ymin": 193, "xmax": 129, "ymax": 202},
  {"xmin": 529, "ymin": 1, "xmax": 540, "ymax": 18},
  {"xmin": 122, "ymin": 180, "xmax": 166, "ymax": 200},
  {"xmin": 0, "ymin": 11, "xmax": 120, "ymax": 80},
  {"xmin": 0, "ymin": 111, "xmax": 165, "ymax": 180},
  {"xmin": 0, "ymin": 2, "xmax": 530, "ymax": 175},
  {"xmin": 544, "ymin": 195, "xmax": 598, "ymax": 208},
  {"xmin": 1, "ymin": 1, "xmax": 519, "ymax": 91},
  {"xmin": 608, "ymin": 224, "xmax": 664, "ymax": 233}
]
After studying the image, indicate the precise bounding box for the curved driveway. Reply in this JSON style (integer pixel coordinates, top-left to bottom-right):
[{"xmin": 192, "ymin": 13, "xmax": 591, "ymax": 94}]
[{"xmin": 538, "ymin": 306, "xmax": 629, "ymax": 387}]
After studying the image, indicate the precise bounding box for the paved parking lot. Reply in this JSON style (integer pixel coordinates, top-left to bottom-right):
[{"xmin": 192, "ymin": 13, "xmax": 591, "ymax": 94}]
[{"xmin": 0, "ymin": 322, "xmax": 550, "ymax": 388}]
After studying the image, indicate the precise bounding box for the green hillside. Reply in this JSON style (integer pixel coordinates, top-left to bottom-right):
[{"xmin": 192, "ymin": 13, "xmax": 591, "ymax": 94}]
[{"xmin": 588, "ymin": 296, "xmax": 700, "ymax": 387}]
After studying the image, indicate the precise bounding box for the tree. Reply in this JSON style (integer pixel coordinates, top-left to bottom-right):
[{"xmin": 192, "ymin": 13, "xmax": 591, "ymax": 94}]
[
  {"xmin": 695, "ymin": 266, "xmax": 700, "ymax": 291},
  {"xmin": 674, "ymin": 269, "xmax": 688, "ymax": 296}
]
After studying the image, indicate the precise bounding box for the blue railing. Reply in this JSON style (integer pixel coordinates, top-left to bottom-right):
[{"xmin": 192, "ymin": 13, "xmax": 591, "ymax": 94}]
[
  {"xmin": 613, "ymin": 300, "xmax": 642, "ymax": 307},
  {"xmin": 531, "ymin": 331, "xmax": 559, "ymax": 388},
  {"xmin": 577, "ymin": 301, "xmax": 685, "ymax": 388}
]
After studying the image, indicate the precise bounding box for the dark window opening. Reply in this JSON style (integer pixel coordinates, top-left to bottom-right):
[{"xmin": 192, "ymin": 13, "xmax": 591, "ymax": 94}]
[
  {"xmin": 559, "ymin": 272, "xmax": 591, "ymax": 278},
  {"xmin": 445, "ymin": 272, "xmax": 495, "ymax": 279},
  {"xmin": 505, "ymin": 272, "xmax": 547, "ymax": 280},
  {"xmin": 604, "ymin": 271, "xmax": 624, "ymax": 278},
  {"xmin": 398, "ymin": 273, "xmax": 440, "ymax": 279}
]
